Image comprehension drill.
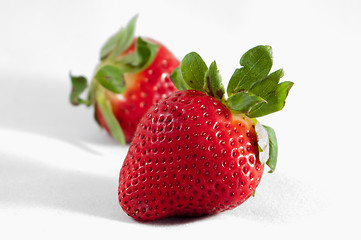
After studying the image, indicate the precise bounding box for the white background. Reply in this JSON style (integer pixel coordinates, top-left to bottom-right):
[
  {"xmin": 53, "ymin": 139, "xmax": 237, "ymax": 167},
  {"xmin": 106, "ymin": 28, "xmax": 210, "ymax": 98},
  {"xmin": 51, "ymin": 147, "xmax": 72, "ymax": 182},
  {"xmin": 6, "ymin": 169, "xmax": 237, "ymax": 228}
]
[{"xmin": 1, "ymin": 0, "xmax": 360, "ymax": 239}]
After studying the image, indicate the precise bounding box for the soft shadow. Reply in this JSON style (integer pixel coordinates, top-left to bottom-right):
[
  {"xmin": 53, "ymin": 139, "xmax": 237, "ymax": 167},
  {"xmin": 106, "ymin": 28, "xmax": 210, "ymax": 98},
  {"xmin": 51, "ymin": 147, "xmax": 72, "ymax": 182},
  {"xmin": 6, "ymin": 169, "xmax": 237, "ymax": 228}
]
[
  {"xmin": 0, "ymin": 154, "xmax": 133, "ymax": 223},
  {"xmin": 142, "ymin": 214, "xmax": 214, "ymax": 226},
  {"xmin": 224, "ymin": 172, "xmax": 319, "ymax": 223},
  {"xmin": 0, "ymin": 73, "xmax": 119, "ymax": 153}
]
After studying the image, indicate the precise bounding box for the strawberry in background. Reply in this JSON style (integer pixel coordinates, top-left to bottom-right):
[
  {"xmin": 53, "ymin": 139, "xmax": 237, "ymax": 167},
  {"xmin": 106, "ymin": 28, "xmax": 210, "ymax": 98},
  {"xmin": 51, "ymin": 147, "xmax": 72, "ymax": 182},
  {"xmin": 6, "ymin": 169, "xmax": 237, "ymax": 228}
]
[{"xmin": 70, "ymin": 16, "xmax": 179, "ymax": 144}]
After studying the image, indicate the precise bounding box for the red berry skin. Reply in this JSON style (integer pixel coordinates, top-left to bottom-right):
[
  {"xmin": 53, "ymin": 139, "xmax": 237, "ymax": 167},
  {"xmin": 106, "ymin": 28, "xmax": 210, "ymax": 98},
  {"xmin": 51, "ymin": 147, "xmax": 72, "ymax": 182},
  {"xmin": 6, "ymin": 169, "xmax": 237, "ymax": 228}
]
[
  {"xmin": 118, "ymin": 90, "xmax": 265, "ymax": 221},
  {"xmin": 96, "ymin": 42, "xmax": 179, "ymax": 143}
]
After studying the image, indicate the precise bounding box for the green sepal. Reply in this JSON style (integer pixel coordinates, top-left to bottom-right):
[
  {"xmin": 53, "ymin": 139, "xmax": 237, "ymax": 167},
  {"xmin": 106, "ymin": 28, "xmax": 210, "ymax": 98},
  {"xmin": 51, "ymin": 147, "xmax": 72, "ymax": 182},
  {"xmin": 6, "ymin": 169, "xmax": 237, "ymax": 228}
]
[
  {"xmin": 227, "ymin": 91, "xmax": 266, "ymax": 114},
  {"xmin": 203, "ymin": 61, "xmax": 225, "ymax": 100},
  {"xmin": 94, "ymin": 65, "xmax": 126, "ymax": 94},
  {"xmin": 115, "ymin": 37, "xmax": 159, "ymax": 73},
  {"xmin": 248, "ymin": 69, "xmax": 284, "ymax": 98},
  {"xmin": 170, "ymin": 66, "xmax": 189, "ymax": 90},
  {"xmin": 100, "ymin": 15, "xmax": 137, "ymax": 60},
  {"xmin": 262, "ymin": 125, "xmax": 278, "ymax": 173},
  {"xmin": 69, "ymin": 73, "xmax": 91, "ymax": 106},
  {"xmin": 180, "ymin": 52, "xmax": 208, "ymax": 91},
  {"xmin": 227, "ymin": 45, "xmax": 273, "ymax": 96},
  {"xmin": 96, "ymin": 92, "xmax": 126, "ymax": 144},
  {"xmin": 247, "ymin": 81, "xmax": 294, "ymax": 118}
]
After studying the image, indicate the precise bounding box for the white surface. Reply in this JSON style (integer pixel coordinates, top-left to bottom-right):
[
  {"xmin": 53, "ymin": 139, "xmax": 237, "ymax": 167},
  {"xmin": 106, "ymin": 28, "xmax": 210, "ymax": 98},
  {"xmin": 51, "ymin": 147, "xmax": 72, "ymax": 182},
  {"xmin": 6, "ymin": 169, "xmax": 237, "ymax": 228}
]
[{"xmin": 1, "ymin": 0, "xmax": 360, "ymax": 239}]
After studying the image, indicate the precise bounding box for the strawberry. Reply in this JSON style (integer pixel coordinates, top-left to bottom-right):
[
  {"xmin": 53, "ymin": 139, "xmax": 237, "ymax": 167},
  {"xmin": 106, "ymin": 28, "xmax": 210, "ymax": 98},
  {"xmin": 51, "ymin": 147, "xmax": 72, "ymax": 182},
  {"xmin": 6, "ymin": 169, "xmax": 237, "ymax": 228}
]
[
  {"xmin": 69, "ymin": 16, "xmax": 179, "ymax": 144},
  {"xmin": 118, "ymin": 46, "xmax": 293, "ymax": 221}
]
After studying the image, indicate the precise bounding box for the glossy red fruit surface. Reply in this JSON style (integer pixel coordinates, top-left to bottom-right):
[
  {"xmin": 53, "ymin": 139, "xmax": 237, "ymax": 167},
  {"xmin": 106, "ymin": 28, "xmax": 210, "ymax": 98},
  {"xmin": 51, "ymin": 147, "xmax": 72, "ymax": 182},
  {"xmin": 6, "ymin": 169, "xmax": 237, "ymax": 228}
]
[{"xmin": 118, "ymin": 90, "xmax": 264, "ymax": 221}]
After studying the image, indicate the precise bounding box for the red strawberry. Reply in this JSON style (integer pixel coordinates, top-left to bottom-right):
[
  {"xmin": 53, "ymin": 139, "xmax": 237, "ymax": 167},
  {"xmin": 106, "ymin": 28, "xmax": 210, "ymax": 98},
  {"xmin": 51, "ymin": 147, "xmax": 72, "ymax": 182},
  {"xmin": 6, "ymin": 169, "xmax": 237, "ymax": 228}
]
[
  {"xmin": 70, "ymin": 16, "xmax": 179, "ymax": 144},
  {"xmin": 118, "ymin": 46, "xmax": 293, "ymax": 221}
]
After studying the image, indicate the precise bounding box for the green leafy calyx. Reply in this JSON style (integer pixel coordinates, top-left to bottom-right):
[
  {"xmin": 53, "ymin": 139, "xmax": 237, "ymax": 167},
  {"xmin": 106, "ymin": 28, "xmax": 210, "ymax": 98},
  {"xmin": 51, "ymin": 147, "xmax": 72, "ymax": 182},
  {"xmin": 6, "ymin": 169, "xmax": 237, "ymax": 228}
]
[{"xmin": 170, "ymin": 45, "xmax": 293, "ymax": 117}]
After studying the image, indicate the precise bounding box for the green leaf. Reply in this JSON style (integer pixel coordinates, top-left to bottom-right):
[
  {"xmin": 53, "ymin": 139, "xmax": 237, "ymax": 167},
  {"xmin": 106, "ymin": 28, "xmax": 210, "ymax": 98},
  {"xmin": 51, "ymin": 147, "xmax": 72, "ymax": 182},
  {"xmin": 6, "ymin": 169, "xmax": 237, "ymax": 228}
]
[
  {"xmin": 203, "ymin": 61, "xmax": 225, "ymax": 100},
  {"xmin": 227, "ymin": 45, "xmax": 273, "ymax": 96},
  {"xmin": 248, "ymin": 81, "xmax": 294, "ymax": 118},
  {"xmin": 227, "ymin": 68, "xmax": 243, "ymax": 94},
  {"xmin": 180, "ymin": 52, "xmax": 208, "ymax": 91},
  {"xmin": 262, "ymin": 125, "xmax": 278, "ymax": 173},
  {"xmin": 227, "ymin": 91, "xmax": 266, "ymax": 113},
  {"xmin": 69, "ymin": 73, "xmax": 91, "ymax": 106},
  {"xmin": 96, "ymin": 93, "xmax": 126, "ymax": 145},
  {"xmin": 248, "ymin": 69, "xmax": 284, "ymax": 98},
  {"xmin": 170, "ymin": 66, "xmax": 189, "ymax": 90},
  {"xmin": 95, "ymin": 65, "xmax": 126, "ymax": 94},
  {"xmin": 100, "ymin": 15, "xmax": 137, "ymax": 60},
  {"xmin": 115, "ymin": 37, "xmax": 158, "ymax": 73}
]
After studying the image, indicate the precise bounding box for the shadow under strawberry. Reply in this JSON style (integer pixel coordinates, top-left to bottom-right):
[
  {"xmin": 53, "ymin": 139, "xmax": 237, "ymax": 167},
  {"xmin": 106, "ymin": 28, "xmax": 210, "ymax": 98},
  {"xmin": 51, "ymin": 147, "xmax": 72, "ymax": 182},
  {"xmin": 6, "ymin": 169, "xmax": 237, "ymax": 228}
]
[
  {"xmin": 0, "ymin": 73, "xmax": 121, "ymax": 154},
  {"xmin": 0, "ymin": 154, "xmax": 131, "ymax": 222}
]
